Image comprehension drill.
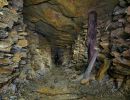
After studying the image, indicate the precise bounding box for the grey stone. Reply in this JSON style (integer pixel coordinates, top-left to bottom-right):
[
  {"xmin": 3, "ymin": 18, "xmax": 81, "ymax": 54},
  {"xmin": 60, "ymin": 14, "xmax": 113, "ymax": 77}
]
[
  {"xmin": 9, "ymin": 96, "xmax": 17, "ymax": 100},
  {"xmin": 20, "ymin": 60, "xmax": 27, "ymax": 65},
  {"xmin": 21, "ymin": 52, "xmax": 27, "ymax": 58},
  {"xmin": 0, "ymin": 75, "xmax": 11, "ymax": 83},
  {"xmin": 113, "ymin": 6, "xmax": 126, "ymax": 15},
  {"xmin": 112, "ymin": 15, "xmax": 124, "ymax": 21},
  {"xmin": 119, "ymin": 0, "xmax": 128, "ymax": 8},
  {"xmin": 0, "ymin": 29, "xmax": 8, "ymax": 39},
  {"xmin": 8, "ymin": 83, "xmax": 17, "ymax": 94},
  {"xmin": 11, "ymin": 0, "xmax": 23, "ymax": 11},
  {"xmin": 11, "ymin": 45, "xmax": 28, "ymax": 54},
  {"xmin": 0, "ymin": 8, "xmax": 18, "ymax": 28},
  {"xmin": 11, "ymin": 45, "xmax": 21, "ymax": 53}
]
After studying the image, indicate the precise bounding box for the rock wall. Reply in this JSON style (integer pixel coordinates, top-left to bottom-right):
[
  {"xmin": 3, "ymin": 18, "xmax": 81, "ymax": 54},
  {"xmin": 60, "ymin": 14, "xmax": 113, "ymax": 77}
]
[
  {"xmin": 68, "ymin": 0, "xmax": 130, "ymax": 80},
  {"xmin": 69, "ymin": 25, "xmax": 88, "ymax": 69},
  {"xmin": 23, "ymin": 0, "xmax": 118, "ymax": 48},
  {"xmin": 0, "ymin": 1, "xmax": 53, "ymax": 98},
  {"xmin": 27, "ymin": 30, "xmax": 52, "ymax": 79},
  {"xmin": 108, "ymin": 5, "xmax": 130, "ymax": 79},
  {"xmin": 97, "ymin": 1, "xmax": 130, "ymax": 80},
  {"xmin": 0, "ymin": 0, "xmax": 30, "ymax": 95}
]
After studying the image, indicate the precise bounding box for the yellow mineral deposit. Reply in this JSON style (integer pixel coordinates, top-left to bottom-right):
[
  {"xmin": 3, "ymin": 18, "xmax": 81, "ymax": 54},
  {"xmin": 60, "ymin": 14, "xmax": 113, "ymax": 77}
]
[{"xmin": 0, "ymin": 0, "xmax": 8, "ymax": 8}]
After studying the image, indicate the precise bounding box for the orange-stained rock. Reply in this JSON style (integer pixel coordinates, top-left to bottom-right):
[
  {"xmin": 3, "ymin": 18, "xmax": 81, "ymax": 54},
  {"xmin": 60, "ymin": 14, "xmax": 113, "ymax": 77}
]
[
  {"xmin": 0, "ymin": 0, "xmax": 8, "ymax": 8},
  {"xmin": 100, "ymin": 42, "xmax": 109, "ymax": 51},
  {"xmin": 122, "ymin": 49, "xmax": 130, "ymax": 58},
  {"xmin": 0, "ymin": 58, "xmax": 12, "ymax": 65},
  {"xmin": 125, "ymin": 25, "xmax": 130, "ymax": 33},
  {"xmin": 17, "ymin": 39, "xmax": 28, "ymax": 47},
  {"xmin": 127, "ymin": 16, "xmax": 130, "ymax": 22},
  {"xmin": 0, "ymin": 67, "xmax": 13, "ymax": 74},
  {"xmin": 126, "ymin": 6, "xmax": 130, "ymax": 15},
  {"xmin": 18, "ymin": 32, "xmax": 28, "ymax": 36},
  {"xmin": 111, "ymin": 51, "xmax": 120, "ymax": 58},
  {"xmin": 113, "ymin": 58, "xmax": 130, "ymax": 67},
  {"xmin": 13, "ymin": 52, "xmax": 23, "ymax": 63},
  {"xmin": 24, "ymin": 0, "xmax": 118, "ymax": 47}
]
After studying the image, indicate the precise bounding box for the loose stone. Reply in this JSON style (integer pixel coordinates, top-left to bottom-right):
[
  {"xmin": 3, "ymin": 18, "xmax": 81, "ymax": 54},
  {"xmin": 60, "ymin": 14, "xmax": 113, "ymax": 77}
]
[
  {"xmin": 0, "ymin": 29, "xmax": 8, "ymax": 39},
  {"xmin": 17, "ymin": 39, "xmax": 28, "ymax": 48}
]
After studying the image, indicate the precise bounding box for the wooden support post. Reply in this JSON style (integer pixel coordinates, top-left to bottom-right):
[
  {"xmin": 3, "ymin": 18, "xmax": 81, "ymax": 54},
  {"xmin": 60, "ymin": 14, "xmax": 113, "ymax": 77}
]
[
  {"xmin": 81, "ymin": 11, "xmax": 97, "ymax": 84},
  {"xmin": 87, "ymin": 11, "xmax": 97, "ymax": 63}
]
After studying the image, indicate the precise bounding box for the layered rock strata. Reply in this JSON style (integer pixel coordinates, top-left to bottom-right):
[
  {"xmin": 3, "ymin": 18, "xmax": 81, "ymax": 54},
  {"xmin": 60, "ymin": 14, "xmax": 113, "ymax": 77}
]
[
  {"xmin": 69, "ymin": 25, "xmax": 88, "ymax": 70},
  {"xmin": 23, "ymin": 0, "xmax": 118, "ymax": 47},
  {"xmin": 108, "ymin": 4, "xmax": 130, "ymax": 79},
  {"xmin": 0, "ymin": 0, "xmax": 29, "ymax": 90}
]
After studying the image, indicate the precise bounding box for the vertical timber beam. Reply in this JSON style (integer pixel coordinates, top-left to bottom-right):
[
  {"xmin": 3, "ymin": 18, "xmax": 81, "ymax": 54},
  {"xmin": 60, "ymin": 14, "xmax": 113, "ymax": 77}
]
[
  {"xmin": 81, "ymin": 11, "xmax": 97, "ymax": 84},
  {"xmin": 87, "ymin": 11, "xmax": 97, "ymax": 63}
]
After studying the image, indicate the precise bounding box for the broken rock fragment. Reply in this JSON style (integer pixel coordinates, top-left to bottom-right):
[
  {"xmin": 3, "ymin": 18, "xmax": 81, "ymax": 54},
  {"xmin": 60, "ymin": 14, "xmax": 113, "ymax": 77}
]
[
  {"xmin": 0, "ymin": 29, "xmax": 8, "ymax": 39},
  {"xmin": 17, "ymin": 39, "xmax": 28, "ymax": 48},
  {"xmin": 0, "ymin": 0, "xmax": 8, "ymax": 8},
  {"xmin": 0, "ymin": 8, "xmax": 18, "ymax": 28}
]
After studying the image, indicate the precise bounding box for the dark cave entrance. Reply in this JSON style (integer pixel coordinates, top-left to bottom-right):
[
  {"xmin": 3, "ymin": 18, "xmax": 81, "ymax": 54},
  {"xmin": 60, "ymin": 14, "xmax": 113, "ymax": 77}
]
[{"xmin": 52, "ymin": 47, "xmax": 63, "ymax": 66}]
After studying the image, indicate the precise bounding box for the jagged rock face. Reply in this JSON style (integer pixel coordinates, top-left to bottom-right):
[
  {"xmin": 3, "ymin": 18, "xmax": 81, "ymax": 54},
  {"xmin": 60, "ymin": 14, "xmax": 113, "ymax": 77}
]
[
  {"xmin": 69, "ymin": 26, "xmax": 88, "ymax": 69},
  {"xmin": 98, "ymin": 0, "xmax": 130, "ymax": 79},
  {"xmin": 0, "ymin": 0, "xmax": 8, "ymax": 8},
  {"xmin": 0, "ymin": 0, "xmax": 30, "ymax": 92},
  {"xmin": 0, "ymin": 8, "xmax": 18, "ymax": 29},
  {"xmin": 23, "ymin": 0, "xmax": 118, "ymax": 47},
  {"xmin": 109, "ymin": 5, "xmax": 130, "ymax": 78}
]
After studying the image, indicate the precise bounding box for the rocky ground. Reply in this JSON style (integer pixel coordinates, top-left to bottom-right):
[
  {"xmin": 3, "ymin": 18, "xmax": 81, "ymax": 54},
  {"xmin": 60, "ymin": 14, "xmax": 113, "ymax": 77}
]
[
  {"xmin": 22, "ymin": 66, "xmax": 130, "ymax": 100},
  {"xmin": 1, "ymin": 65, "xmax": 130, "ymax": 100}
]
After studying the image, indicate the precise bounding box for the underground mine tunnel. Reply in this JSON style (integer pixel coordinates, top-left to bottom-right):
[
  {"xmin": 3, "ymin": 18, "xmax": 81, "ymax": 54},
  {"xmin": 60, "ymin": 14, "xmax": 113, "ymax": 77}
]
[{"xmin": 0, "ymin": 0, "xmax": 130, "ymax": 99}]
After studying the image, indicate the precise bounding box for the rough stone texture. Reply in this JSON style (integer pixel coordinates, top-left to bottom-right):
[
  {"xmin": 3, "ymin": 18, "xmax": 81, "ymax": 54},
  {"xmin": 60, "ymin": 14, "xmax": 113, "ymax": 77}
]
[
  {"xmin": 0, "ymin": 0, "xmax": 130, "ymax": 99},
  {"xmin": 108, "ymin": 5, "xmax": 130, "ymax": 79},
  {"xmin": 23, "ymin": 0, "xmax": 118, "ymax": 47},
  {"xmin": 0, "ymin": 8, "xmax": 18, "ymax": 28},
  {"xmin": 23, "ymin": 0, "xmax": 122, "ymax": 72},
  {"xmin": 69, "ymin": 27, "xmax": 88, "ymax": 69},
  {"xmin": 0, "ymin": 0, "xmax": 8, "ymax": 8},
  {"xmin": 0, "ymin": 0, "xmax": 29, "ymax": 96},
  {"xmin": 26, "ymin": 31, "xmax": 52, "ymax": 79},
  {"xmin": 126, "ymin": 6, "xmax": 130, "ymax": 15}
]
